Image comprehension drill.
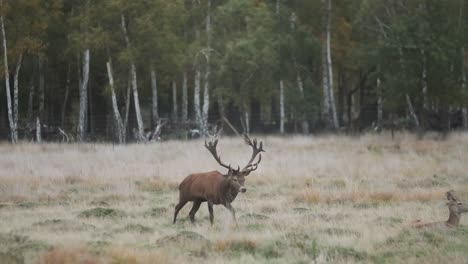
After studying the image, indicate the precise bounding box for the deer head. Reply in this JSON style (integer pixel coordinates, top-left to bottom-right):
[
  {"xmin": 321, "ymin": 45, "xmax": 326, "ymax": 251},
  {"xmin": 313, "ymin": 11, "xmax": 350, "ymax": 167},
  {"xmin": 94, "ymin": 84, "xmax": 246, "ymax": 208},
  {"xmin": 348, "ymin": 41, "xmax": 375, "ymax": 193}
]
[{"xmin": 204, "ymin": 135, "xmax": 265, "ymax": 193}]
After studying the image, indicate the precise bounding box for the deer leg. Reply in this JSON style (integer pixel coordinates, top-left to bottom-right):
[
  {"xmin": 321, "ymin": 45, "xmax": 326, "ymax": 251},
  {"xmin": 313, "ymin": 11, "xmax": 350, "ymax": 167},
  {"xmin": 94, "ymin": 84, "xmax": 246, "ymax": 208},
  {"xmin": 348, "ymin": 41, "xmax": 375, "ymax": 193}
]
[
  {"xmin": 224, "ymin": 203, "xmax": 237, "ymax": 223},
  {"xmin": 208, "ymin": 201, "xmax": 214, "ymax": 225},
  {"xmin": 189, "ymin": 200, "xmax": 202, "ymax": 223},
  {"xmin": 173, "ymin": 200, "xmax": 188, "ymax": 224}
]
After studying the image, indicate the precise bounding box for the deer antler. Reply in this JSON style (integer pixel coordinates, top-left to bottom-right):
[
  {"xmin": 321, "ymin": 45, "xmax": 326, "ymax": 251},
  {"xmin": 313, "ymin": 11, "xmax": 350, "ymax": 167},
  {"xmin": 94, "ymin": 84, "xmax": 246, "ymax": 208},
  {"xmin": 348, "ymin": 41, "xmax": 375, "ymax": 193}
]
[
  {"xmin": 241, "ymin": 135, "xmax": 265, "ymax": 174},
  {"xmin": 205, "ymin": 139, "xmax": 233, "ymax": 171}
]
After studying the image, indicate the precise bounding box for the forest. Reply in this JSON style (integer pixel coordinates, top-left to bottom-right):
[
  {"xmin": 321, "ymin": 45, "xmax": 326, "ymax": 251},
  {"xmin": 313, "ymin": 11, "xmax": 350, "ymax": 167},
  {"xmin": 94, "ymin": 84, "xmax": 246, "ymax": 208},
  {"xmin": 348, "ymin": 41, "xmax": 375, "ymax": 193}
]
[{"xmin": 1, "ymin": 0, "xmax": 467, "ymax": 143}]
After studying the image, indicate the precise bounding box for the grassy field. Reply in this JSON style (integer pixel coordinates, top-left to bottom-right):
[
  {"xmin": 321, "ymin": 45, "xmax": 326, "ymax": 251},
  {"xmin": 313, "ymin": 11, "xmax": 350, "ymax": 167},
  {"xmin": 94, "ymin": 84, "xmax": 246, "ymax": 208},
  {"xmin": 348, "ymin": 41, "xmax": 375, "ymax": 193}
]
[{"xmin": 0, "ymin": 133, "xmax": 467, "ymax": 264}]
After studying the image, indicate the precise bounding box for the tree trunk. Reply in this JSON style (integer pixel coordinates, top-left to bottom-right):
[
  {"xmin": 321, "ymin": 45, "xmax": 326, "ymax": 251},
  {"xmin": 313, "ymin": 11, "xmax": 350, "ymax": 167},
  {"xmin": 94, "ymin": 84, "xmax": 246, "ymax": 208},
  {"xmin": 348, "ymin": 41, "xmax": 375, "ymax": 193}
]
[
  {"xmin": 217, "ymin": 92, "xmax": 226, "ymax": 121},
  {"xmin": 321, "ymin": 5, "xmax": 331, "ymax": 126},
  {"xmin": 150, "ymin": 66, "xmax": 159, "ymax": 126},
  {"xmin": 182, "ymin": 71, "xmax": 188, "ymax": 122},
  {"xmin": 172, "ymin": 80, "xmax": 178, "ymax": 121},
  {"xmin": 194, "ymin": 69, "xmax": 202, "ymax": 129},
  {"xmin": 202, "ymin": 70, "xmax": 210, "ymax": 137},
  {"xmin": 421, "ymin": 49, "xmax": 428, "ymax": 110},
  {"xmin": 38, "ymin": 58, "xmax": 45, "ymax": 121},
  {"xmin": 61, "ymin": 65, "xmax": 71, "ymax": 128},
  {"xmin": 325, "ymin": 0, "xmax": 338, "ymax": 129},
  {"xmin": 27, "ymin": 72, "xmax": 34, "ymax": 124},
  {"xmin": 297, "ymin": 74, "xmax": 309, "ymax": 134},
  {"xmin": 78, "ymin": 49, "xmax": 89, "ymax": 142},
  {"xmin": 13, "ymin": 53, "xmax": 23, "ymax": 141},
  {"xmin": 1, "ymin": 14, "xmax": 16, "ymax": 143},
  {"xmin": 124, "ymin": 77, "xmax": 131, "ymax": 135},
  {"xmin": 201, "ymin": 0, "xmax": 211, "ymax": 137},
  {"xmin": 377, "ymin": 76, "xmax": 383, "ymax": 125},
  {"xmin": 279, "ymin": 80, "xmax": 285, "ymax": 134},
  {"xmin": 406, "ymin": 94, "xmax": 420, "ymax": 129},
  {"xmin": 36, "ymin": 117, "xmax": 41, "ymax": 143},
  {"xmin": 420, "ymin": 49, "xmax": 428, "ymax": 129},
  {"xmin": 121, "ymin": 14, "xmax": 145, "ymax": 141},
  {"xmin": 244, "ymin": 111, "xmax": 250, "ymax": 135},
  {"xmin": 106, "ymin": 61, "xmax": 125, "ymax": 144}
]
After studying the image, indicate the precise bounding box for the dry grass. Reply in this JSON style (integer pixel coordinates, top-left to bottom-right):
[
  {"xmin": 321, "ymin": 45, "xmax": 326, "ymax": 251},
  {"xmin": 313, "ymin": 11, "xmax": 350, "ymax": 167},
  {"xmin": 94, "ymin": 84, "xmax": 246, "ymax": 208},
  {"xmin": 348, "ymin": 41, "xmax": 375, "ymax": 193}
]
[{"xmin": 1, "ymin": 132, "xmax": 468, "ymax": 263}]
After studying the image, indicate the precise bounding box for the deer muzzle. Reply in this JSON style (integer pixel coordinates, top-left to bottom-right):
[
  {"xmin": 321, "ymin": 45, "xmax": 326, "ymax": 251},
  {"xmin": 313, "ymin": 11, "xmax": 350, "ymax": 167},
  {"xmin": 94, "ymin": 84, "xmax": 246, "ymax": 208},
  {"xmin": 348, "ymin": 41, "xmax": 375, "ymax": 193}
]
[{"xmin": 240, "ymin": 187, "xmax": 247, "ymax": 193}]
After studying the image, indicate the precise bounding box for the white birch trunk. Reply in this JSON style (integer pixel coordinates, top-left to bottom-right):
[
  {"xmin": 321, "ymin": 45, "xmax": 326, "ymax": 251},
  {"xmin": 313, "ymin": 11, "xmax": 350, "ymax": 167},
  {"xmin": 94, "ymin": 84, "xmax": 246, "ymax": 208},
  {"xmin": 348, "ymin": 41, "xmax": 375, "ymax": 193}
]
[
  {"xmin": 202, "ymin": 71, "xmax": 210, "ymax": 137},
  {"xmin": 280, "ymin": 80, "xmax": 285, "ymax": 134},
  {"xmin": 406, "ymin": 94, "xmax": 420, "ymax": 128},
  {"xmin": 321, "ymin": 3, "xmax": 331, "ymax": 125},
  {"xmin": 201, "ymin": 0, "xmax": 212, "ymax": 137},
  {"xmin": 172, "ymin": 80, "xmax": 178, "ymax": 121},
  {"xmin": 194, "ymin": 69, "xmax": 202, "ymax": 128},
  {"xmin": 182, "ymin": 71, "xmax": 188, "ymax": 122},
  {"xmin": 150, "ymin": 66, "xmax": 159, "ymax": 126},
  {"xmin": 78, "ymin": 49, "xmax": 89, "ymax": 142},
  {"xmin": 244, "ymin": 111, "xmax": 250, "ymax": 135},
  {"xmin": 36, "ymin": 117, "xmax": 41, "ymax": 143},
  {"xmin": 106, "ymin": 61, "xmax": 125, "ymax": 143},
  {"xmin": 325, "ymin": 0, "xmax": 339, "ymax": 129},
  {"xmin": 1, "ymin": 14, "xmax": 16, "ymax": 143},
  {"xmin": 13, "ymin": 53, "xmax": 22, "ymax": 141},
  {"xmin": 121, "ymin": 14, "xmax": 145, "ymax": 141}
]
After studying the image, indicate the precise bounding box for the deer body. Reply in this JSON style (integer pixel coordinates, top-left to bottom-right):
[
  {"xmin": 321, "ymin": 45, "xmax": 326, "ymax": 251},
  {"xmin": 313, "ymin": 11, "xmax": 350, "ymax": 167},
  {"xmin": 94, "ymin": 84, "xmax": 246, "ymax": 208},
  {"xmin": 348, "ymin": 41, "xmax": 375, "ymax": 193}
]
[
  {"xmin": 178, "ymin": 171, "xmax": 241, "ymax": 205},
  {"xmin": 173, "ymin": 136, "xmax": 264, "ymax": 225}
]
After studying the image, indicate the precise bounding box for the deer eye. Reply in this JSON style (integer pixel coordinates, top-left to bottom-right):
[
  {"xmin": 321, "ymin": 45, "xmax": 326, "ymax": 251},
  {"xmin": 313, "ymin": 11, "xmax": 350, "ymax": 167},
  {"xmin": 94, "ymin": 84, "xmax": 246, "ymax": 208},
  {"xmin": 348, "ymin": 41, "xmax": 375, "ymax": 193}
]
[{"xmin": 232, "ymin": 178, "xmax": 238, "ymax": 182}]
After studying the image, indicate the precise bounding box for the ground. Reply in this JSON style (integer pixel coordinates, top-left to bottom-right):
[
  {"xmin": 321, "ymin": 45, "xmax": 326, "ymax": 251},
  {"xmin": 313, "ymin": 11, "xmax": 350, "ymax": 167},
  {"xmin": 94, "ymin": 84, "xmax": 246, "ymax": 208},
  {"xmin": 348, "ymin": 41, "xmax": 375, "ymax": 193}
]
[{"xmin": 0, "ymin": 133, "xmax": 467, "ymax": 264}]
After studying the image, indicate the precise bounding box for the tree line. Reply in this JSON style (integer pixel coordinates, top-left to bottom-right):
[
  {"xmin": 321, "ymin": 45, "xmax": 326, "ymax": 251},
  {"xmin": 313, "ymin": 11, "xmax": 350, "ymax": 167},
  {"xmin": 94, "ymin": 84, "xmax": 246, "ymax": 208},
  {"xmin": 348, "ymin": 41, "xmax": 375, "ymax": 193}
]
[{"xmin": 1, "ymin": 0, "xmax": 467, "ymax": 143}]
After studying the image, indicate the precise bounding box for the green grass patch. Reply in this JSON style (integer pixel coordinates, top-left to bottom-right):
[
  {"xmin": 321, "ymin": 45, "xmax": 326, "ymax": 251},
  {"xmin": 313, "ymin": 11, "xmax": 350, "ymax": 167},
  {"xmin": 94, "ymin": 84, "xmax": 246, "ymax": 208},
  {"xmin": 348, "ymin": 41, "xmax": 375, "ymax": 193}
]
[{"xmin": 79, "ymin": 207, "xmax": 126, "ymax": 218}]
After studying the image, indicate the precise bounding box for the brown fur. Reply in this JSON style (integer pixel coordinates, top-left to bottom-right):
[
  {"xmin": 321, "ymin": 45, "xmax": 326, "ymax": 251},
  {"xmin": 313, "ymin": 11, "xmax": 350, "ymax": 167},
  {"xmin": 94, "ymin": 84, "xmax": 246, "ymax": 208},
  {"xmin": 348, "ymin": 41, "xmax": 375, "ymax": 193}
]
[
  {"xmin": 173, "ymin": 136, "xmax": 263, "ymax": 225},
  {"xmin": 173, "ymin": 170, "xmax": 246, "ymax": 225}
]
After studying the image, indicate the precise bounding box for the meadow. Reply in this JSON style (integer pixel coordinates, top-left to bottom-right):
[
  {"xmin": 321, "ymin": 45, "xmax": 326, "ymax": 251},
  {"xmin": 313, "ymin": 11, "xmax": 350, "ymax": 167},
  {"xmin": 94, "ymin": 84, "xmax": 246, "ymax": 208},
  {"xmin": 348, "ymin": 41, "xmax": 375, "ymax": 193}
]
[{"xmin": 0, "ymin": 133, "xmax": 467, "ymax": 263}]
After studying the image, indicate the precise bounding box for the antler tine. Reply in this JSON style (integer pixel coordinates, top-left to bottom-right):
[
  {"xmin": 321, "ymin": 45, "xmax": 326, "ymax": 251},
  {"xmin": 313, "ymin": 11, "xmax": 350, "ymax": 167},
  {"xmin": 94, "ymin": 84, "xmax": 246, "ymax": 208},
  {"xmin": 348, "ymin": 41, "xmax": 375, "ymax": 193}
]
[
  {"xmin": 241, "ymin": 135, "xmax": 265, "ymax": 173},
  {"xmin": 204, "ymin": 138, "xmax": 233, "ymax": 171}
]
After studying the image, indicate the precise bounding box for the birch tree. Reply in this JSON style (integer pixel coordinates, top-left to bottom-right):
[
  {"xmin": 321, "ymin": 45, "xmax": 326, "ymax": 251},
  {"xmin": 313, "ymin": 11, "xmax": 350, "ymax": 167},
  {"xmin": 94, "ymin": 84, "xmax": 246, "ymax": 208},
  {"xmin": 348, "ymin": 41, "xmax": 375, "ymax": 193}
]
[
  {"xmin": 322, "ymin": 0, "xmax": 339, "ymax": 130},
  {"xmin": 201, "ymin": 0, "xmax": 212, "ymax": 137},
  {"xmin": 77, "ymin": 1, "xmax": 90, "ymax": 142},
  {"xmin": 106, "ymin": 59, "xmax": 125, "ymax": 143},
  {"xmin": 78, "ymin": 49, "xmax": 90, "ymax": 142},
  {"xmin": 121, "ymin": 14, "xmax": 145, "ymax": 141},
  {"xmin": 0, "ymin": 5, "xmax": 16, "ymax": 143}
]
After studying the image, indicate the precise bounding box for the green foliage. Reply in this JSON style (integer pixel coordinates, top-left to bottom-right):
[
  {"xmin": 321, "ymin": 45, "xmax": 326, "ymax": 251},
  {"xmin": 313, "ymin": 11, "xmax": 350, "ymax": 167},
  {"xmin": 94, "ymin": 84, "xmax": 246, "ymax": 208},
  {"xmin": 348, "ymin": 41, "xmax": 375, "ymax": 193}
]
[{"xmin": 1, "ymin": 0, "xmax": 467, "ymax": 138}]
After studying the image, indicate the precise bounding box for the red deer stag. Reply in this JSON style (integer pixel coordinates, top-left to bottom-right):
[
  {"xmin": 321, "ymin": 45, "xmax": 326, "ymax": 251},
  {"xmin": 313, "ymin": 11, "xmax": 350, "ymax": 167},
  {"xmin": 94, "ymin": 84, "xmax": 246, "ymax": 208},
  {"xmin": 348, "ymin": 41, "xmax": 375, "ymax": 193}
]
[
  {"xmin": 173, "ymin": 135, "xmax": 265, "ymax": 225},
  {"xmin": 413, "ymin": 190, "xmax": 468, "ymax": 229}
]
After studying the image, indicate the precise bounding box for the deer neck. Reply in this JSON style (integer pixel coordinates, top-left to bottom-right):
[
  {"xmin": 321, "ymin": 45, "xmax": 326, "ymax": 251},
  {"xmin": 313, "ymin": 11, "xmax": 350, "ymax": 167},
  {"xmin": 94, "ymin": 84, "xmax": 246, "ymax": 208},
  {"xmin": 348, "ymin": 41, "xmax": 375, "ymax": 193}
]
[
  {"xmin": 219, "ymin": 179, "xmax": 239, "ymax": 204},
  {"xmin": 446, "ymin": 211, "xmax": 460, "ymax": 227}
]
